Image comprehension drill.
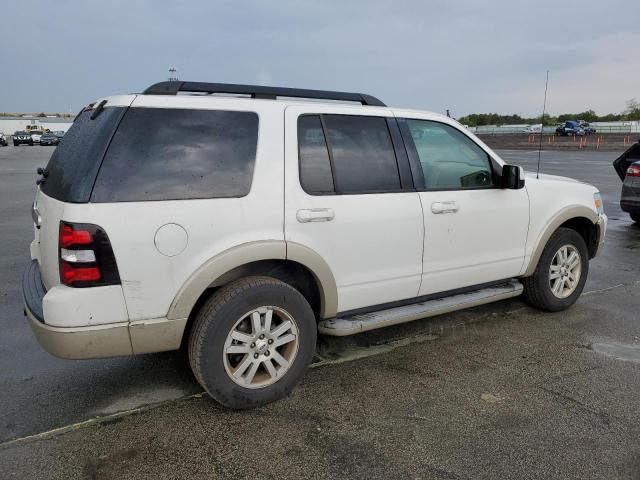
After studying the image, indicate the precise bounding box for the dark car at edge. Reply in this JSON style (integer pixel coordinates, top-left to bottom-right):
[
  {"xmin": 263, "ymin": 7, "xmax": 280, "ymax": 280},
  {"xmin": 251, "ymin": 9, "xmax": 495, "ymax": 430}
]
[{"xmin": 613, "ymin": 140, "xmax": 640, "ymax": 223}]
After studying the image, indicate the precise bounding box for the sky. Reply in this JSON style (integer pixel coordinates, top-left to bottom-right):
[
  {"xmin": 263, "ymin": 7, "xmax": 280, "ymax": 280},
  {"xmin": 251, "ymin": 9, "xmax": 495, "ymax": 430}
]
[{"xmin": 2, "ymin": 0, "xmax": 639, "ymax": 117}]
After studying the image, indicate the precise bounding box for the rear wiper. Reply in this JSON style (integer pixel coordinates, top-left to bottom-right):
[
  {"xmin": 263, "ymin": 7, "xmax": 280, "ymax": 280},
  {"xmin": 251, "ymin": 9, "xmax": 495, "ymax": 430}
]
[{"xmin": 90, "ymin": 100, "xmax": 107, "ymax": 120}]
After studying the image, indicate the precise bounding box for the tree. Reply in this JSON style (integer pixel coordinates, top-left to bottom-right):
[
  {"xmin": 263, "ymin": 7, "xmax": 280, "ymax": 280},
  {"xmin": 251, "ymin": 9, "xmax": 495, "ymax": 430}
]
[{"xmin": 625, "ymin": 99, "xmax": 640, "ymax": 120}]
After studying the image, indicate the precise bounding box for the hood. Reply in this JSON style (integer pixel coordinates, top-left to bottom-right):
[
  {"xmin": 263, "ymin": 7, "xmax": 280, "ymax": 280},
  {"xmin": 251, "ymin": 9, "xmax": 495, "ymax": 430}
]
[{"xmin": 524, "ymin": 171, "xmax": 582, "ymax": 184}]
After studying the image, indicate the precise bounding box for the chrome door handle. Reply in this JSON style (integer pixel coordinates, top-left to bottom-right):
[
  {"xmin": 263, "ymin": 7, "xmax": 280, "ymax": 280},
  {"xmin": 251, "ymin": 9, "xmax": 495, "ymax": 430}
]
[
  {"xmin": 296, "ymin": 208, "xmax": 335, "ymax": 223},
  {"xmin": 431, "ymin": 201, "xmax": 459, "ymax": 214}
]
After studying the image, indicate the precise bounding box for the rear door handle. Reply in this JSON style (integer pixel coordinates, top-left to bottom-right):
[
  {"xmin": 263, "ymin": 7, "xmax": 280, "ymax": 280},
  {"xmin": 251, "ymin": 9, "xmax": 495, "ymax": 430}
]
[
  {"xmin": 296, "ymin": 208, "xmax": 335, "ymax": 223},
  {"xmin": 431, "ymin": 201, "xmax": 459, "ymax": 214}
]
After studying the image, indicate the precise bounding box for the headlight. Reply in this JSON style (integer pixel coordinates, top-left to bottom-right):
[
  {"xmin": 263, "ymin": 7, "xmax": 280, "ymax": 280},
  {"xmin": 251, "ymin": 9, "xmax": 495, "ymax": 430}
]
[{"xmin": 594, "ymin": 192, "xmax": 604, "ymax": 215}]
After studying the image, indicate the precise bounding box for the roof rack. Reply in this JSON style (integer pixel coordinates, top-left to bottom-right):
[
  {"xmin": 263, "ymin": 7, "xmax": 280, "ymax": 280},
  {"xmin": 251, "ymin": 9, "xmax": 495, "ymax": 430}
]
[{"xmin": 142, "ymin": 81, "xmax": 386, "ymax": 107}]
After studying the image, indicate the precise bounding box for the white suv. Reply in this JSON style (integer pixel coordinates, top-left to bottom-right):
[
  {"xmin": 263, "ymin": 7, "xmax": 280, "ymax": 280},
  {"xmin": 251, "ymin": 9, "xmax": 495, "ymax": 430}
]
[{"xmin": 23, "ymin": 81, "xmax": 607, "ymax": 408}]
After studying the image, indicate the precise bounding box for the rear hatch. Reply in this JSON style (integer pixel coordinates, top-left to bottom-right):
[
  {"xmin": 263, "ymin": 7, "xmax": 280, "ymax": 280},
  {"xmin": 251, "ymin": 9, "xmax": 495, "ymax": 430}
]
[
  {"xmin": 613, "ymin": 141, "xmax": 640, "ymax": 181},
  {"xmin": 33, "ymin": 97, "xmax": 134, "ymax": 289}
]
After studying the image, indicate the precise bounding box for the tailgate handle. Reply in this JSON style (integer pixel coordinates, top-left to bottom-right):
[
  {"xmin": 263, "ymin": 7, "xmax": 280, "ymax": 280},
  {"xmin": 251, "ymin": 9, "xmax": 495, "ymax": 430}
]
[
  {"xmin": 296, "ymin": 208, "xmax": 335, "ymax": 223},
  {"xmin": 431, "ymin": 201, "xmax": 459, "ymax": 214}
]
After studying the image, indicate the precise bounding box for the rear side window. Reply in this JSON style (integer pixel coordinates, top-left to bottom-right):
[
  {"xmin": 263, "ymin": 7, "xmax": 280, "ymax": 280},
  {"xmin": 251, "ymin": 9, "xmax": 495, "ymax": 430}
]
[
  {"xmin": 91, "ymin": 108, "xmax": 259, "ymax": 202},
  {"xmin": 41, "ymin": 107, "xmax": 125, "ymax": 203},
  {"xmin": 298, "ymin": 116, "xmax": 334, "ymax": 194},
  {"xmin": 298, "ymin": 114, "xmax": 401, "ymax": 194}
]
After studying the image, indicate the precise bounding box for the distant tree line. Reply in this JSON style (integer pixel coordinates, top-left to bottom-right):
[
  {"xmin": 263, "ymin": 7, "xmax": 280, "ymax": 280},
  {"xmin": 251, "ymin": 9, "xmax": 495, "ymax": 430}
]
[{"xmin": 457, "ymin": 99, "xmax": 640, "ymax": 126}]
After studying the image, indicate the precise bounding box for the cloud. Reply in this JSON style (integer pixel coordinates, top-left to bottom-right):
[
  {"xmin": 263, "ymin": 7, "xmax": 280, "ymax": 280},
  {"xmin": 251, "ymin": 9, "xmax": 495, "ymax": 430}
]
[{"xmin": 0, "ymin": 0, "xmax": 637, "ymax": 115}]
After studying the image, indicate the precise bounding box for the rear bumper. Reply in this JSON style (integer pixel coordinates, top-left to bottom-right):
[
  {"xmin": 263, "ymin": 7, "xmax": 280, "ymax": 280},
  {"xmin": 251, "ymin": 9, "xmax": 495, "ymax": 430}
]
[
  {"xmin": 22, "ymin": 260, "xmax": 132, "ymax": 359},
  {"xmin": 25, "ymin": 307, "xmax": 133, "ymax": 359},
  {"xmin": 22, "ymin": 260, "xmax": 186, "ymax": 359}
]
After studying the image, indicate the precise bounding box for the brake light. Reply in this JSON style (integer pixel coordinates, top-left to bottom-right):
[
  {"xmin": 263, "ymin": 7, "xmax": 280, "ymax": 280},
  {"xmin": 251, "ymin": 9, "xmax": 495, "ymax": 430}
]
[
  {"xmin": 58, "ymin": 222, "xmax": 120, "ymax": 287},
  {"xmin": 61, "ymin": 262, "xmax": 101, "ymax": 283},
  {"xmin": 60, "ymin": 224, "xmax": 92, "ymax": 248},
  {"xmin": 626, "ymin": 164, "xmax": 640, "ymax": 177}
]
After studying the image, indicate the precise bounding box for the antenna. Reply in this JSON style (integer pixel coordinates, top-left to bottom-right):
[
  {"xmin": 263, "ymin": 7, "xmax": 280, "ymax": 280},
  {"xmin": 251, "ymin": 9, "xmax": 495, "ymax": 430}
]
[{"xmin": 536, "ymin": 70, "xmax": 550, "ymax": 179}]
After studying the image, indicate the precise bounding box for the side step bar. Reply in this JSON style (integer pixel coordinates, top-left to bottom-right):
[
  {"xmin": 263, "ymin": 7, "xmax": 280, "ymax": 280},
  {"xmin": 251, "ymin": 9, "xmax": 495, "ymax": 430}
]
[{"xmin": 318, "ymin": 280, "xmax": 523, "ymax": 337}]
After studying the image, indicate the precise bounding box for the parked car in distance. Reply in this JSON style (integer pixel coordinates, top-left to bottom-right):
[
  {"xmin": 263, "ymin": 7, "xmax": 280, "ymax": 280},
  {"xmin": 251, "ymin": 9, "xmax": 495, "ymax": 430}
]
[
  {"xmin": 578, "ymin": 120, "xmax": 596, "ymax": 135},
  {"xmin": 39, "ymin": 133, "xmax": 60, "ymax": 146},
  {"xmin": 29, "ymin": 130, "xmax": 44, "ymax": 144},
  {"xmin": 522, "ymin": 124, "xmax": 542, "ymax": 134},
  {"xmin": 555, "ymin": 121, "xmax": 585, "ymax": 136},
  {"xmin": 13, "ymin": 131, "xmax": 34, "ymax": 146},
  {"xmin": 23, "ymin": 81, "xmax": 607, "ymax": 409},
  {"xmin": 613, "ymin": 140, "xmax": 640, "ymax": 223},
  {"xmin": 53, "ymin": 131, "xmax": 65, "ymax": 139},
  {"xmin": 0, "ymin": 133, "xmax": 7, "ymax": 146}
]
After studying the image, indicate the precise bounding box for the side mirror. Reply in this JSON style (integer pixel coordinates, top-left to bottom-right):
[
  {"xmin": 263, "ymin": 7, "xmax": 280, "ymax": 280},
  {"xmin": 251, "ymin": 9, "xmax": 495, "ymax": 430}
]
[{"xmin": 501, "ymin": 164, "xmax": 525, "ymax": 189}]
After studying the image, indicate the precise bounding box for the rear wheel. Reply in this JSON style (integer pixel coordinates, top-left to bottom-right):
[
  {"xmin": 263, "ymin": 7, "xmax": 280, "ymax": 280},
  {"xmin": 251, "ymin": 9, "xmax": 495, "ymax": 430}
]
[
  {"xmin": 522, "ymin": 228, "xmax": 589, "ymax": 312},
  {"xmin": 188, "ymin": 276, "xmax": 317, "ymax": 409}
]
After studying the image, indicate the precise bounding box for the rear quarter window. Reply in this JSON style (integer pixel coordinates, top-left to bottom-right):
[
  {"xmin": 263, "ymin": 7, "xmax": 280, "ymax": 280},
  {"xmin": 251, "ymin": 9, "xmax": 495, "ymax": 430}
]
[{"xmin": 91, "ymin": 108, "xmax": 259, "ymax": 202}]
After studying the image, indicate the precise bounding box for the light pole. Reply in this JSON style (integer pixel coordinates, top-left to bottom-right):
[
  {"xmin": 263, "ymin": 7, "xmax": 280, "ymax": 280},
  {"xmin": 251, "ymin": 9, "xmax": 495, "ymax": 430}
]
[{"xmin": 168, "ymin": 67, "xmax": 178, "ymax": 81}]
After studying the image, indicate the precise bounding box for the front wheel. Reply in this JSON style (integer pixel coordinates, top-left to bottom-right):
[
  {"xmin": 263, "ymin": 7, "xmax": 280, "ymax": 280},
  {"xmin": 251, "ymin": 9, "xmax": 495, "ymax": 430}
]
[
  {"xmin": 522, "ymin": 227, "xmax": 589, "ymax": 312},
  {"xmin": 188, "ymin": 276, "xmax": 317, "ymax": 409}
]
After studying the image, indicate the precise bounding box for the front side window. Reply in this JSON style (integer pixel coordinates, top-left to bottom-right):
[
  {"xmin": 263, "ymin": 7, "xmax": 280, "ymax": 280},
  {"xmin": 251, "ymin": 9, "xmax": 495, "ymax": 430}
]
[
  {"xmin": 297, "ymin": 114, "xmax": 401, "ymax": 195},
  {"xmin": 91, "ymin": 108, "xmax": 259, "ymax": 202},
  {"xmin": 404, "ymin": 119, "xmax": 494, "ymax": 190}
]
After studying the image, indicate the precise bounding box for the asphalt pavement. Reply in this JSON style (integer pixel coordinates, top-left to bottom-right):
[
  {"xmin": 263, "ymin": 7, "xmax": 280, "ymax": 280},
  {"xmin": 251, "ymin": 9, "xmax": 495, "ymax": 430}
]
[{"xmin": 1, "ymin": 145, "xmax": 639, "ymax": 479}]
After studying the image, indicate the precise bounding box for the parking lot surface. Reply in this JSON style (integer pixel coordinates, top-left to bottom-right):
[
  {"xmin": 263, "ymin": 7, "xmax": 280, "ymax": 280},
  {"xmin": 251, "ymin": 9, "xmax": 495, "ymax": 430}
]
[{"xmin": 1, "ymin": 145, "xmax": 639, "ymax": 479}]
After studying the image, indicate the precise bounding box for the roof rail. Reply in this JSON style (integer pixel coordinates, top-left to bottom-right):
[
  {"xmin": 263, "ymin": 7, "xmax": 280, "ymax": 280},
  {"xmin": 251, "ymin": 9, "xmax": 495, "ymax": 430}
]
[{"xmin": 142, "ymin": 81, "xmax": 386, "ymax": 107}]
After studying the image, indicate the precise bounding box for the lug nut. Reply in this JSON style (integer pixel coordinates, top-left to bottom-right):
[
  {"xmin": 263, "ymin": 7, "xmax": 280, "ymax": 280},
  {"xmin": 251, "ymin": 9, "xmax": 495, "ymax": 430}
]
[
  {"xmin": 254, "ymin": 353, "xmax": 259, "ymax": 359},
  {"xmin": 250, "ymin": 342, "xmax": 256, "ymax": 348},
  {"xmin": 259, "ymin": 334, "xmax": 265, "ymax": 339},
  {"xmin": 265, "ymin": 350, "xmax": 270, "ymax": 357},
  {"xmin": 268, "ymin": 339, "xmax": 273, "ymax": 345}
]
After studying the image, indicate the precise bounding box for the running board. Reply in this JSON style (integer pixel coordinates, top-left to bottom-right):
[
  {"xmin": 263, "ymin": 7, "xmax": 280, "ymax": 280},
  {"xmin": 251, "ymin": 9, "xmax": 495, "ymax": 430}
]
[{"xmin": 318, "ymin": 280, "xmax": 523, "ymax": 336}]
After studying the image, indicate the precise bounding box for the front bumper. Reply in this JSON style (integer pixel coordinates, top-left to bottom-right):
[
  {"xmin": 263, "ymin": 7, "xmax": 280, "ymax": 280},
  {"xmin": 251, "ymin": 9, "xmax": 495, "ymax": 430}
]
[{"xmin": 594, "ymin": 214, "xmax": 607, "ymax": 257}]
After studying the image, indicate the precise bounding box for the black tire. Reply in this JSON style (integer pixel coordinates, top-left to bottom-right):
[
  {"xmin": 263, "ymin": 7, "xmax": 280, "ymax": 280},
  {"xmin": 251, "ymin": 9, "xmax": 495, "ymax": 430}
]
[
  {"xmin": 631, "ymin": 213, "xmax": 640, "ymax": 224},
  {"xmin": 13, "ymin": 142, "xmax": 17, "ymax": 146},
  {"xmin": 188, "ymin": 276, "xmax": 317, "ymax": 409},
  {"xmin": 522, "ymin": 227, "xmax": 589, "ymax": 312}
]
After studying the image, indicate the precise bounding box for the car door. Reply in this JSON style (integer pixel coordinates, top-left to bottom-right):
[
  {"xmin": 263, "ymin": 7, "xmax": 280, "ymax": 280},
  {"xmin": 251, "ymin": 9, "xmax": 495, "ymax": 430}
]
[
  {"xmin": 396, "ymin": 115, "xmax": 530, "ymax": 296},
  {"xmin": 284, "ymin": 105, "xmax": 424, "ymax": 314}
]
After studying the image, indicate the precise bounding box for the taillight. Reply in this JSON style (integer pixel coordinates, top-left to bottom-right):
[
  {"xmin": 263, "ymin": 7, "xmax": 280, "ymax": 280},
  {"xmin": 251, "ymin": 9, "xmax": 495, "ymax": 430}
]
[
  {"xmin": 626, "ymin": 164, "xmax": 640, "ymax": 177},
  {"xmin": 58, "ymin": 222, "xmax": 120, "ymax": 287}
]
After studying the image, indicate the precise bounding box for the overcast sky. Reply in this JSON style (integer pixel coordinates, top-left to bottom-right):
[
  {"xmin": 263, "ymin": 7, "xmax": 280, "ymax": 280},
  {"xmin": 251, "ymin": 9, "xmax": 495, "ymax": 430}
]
[{"xmin": 2, "ymin": 0, "xmax": 638, "ymax": 116}]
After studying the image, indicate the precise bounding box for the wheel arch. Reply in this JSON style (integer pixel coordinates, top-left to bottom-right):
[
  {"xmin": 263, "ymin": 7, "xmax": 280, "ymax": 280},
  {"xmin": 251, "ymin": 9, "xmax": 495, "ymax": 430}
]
[
  {"xmin": 523, "ymin": 205, "xmax": 599, "ymax": 277},
  {"xmin": 167, "ymin": 241, "xmax": 338, "ymax": 323}
]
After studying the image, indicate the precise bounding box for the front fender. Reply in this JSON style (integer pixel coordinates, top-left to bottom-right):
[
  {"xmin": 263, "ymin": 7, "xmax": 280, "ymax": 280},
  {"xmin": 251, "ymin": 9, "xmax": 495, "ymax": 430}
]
[{"xmin": 521, "ymin": 205, "xmax": 599, "ymax": 277}]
